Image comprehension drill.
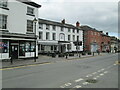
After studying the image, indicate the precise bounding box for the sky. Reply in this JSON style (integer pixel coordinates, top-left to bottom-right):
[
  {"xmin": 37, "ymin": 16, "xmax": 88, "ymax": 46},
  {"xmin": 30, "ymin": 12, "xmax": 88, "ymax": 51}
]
[{"xmin": 33, "ymin": 0, "xmax": 119, "ymax": 38}]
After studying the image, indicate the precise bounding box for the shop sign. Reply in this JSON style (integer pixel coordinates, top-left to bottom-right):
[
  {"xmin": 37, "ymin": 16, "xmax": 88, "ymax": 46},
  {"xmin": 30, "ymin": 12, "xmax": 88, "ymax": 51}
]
[{"xmin": 0, "ymin": 42, "xmax": 8, "ymax": 48}]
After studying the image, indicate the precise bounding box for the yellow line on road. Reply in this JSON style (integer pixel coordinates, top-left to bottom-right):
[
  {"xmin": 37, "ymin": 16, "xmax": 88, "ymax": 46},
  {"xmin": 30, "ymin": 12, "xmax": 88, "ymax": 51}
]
[{"xmin": 0, "ymin": 62, "xmax": 51, "ymax": 71}]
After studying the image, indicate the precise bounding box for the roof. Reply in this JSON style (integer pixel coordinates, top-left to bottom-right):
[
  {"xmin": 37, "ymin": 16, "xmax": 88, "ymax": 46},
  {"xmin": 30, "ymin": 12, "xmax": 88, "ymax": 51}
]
[
  {"xmin": 80, "ymin": 25, "xmax": 101, "ymax": 32},
  {"xmin": 39, "ymin": 18, "xmax": 82, "ymax": 30},
  {"xmin": 16, "ymin": 0, "xmax": 41, "ymax": 8}
]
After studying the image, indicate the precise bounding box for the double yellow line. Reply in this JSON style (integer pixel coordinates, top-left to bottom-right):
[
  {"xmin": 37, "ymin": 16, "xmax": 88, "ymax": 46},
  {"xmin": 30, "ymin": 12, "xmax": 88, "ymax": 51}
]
[{"xmin": 0, "ymin": 62, "xmax": 51, "ymax": 71}]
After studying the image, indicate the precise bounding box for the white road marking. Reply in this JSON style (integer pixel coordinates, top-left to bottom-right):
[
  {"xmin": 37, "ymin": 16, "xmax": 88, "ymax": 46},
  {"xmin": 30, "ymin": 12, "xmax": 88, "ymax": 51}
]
[
  {"xmin": 82, "ymin": 82, "xmax": 89, "ymax": 85},
  {"xmin": 60, "ymin": 85, "xmax": 65, "ymax": 88},
  {"xmin": 73, "ymin": 85, "xmax": 82, "ymax": 88},
  {"xmin": 75, "ymin": 78, "xmax": 84, "ymax": 82},
  {"xmin": 92, "ymin": 72, "xmax": 97, "ymax": 74},
  {"xmin": 100, "ymin": 73, "xmax": 104, "ymax": 76},
  {"xmin": 93, "ymin": 77, "xmax": 97, "ymax": 80},
  {"xmin": 86, "ymin": 74, "xmax": 92, "ymax": 77},
  {"xmin": 104, "ymin": 71, "xmax": 108, "ymax": 74},
  {"xmin": 96, "ymin": 76, "xmax": 100, "ymax": 78},
  {"xmin": 65, "ymin": 83, "xmax": 72, "ymax": 86},
  {"xmin": 98, "ymin": 70, "xmax": 101, "ymax": 72}
]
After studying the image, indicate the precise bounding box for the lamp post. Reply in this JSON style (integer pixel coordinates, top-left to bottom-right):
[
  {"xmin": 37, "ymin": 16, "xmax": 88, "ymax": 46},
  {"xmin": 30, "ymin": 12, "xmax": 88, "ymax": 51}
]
[{"xmin": 33, "ymin": 18, "xmax": 37, "ymax": 62}]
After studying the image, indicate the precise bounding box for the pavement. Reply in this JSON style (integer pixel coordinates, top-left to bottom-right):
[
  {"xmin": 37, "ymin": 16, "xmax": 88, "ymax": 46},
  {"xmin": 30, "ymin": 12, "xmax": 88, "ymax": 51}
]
[{"xmin": 1, "ymin": 53, "xmax": 112, "ymax": 69}]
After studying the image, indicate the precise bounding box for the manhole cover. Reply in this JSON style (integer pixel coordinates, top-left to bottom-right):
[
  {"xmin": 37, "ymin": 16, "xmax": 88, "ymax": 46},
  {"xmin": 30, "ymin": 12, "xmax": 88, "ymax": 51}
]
[{"xmin": 86, "ymin": 79, "xmax": 98, "ymax": 83}]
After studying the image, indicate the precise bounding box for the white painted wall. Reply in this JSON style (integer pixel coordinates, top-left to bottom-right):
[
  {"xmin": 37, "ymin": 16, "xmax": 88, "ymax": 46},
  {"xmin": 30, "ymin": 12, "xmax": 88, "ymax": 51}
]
[{"xmin": 38, "ymin": 23, "xmax": 83, "ymax": 52}]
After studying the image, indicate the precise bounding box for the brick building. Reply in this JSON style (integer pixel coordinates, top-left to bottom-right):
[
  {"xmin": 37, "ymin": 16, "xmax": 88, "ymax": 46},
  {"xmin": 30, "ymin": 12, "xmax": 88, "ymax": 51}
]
[
  {"xmin": 81, "ymin": 25, "xmax": 111, "ymax": 53},
  {"xmin": 101, "ymin": 32, "xmax": 111, "ymax": 52}
]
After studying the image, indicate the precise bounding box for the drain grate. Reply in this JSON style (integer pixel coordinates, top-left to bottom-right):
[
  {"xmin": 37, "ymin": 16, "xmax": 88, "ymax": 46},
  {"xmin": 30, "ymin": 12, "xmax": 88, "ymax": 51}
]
[{"xmin": 86, "ymin": 79, "xmax": 98, "ymax": 83}]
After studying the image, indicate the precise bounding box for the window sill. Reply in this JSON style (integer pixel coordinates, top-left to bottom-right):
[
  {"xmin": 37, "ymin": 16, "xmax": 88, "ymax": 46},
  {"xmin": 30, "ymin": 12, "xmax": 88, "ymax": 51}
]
[
  {"xmin": 0, "ymin": 7, "xmax": 9, "ymax": 10},
  {"xmin": 26, "ymin": 13, "xmax": 35, "ymax": 17}
]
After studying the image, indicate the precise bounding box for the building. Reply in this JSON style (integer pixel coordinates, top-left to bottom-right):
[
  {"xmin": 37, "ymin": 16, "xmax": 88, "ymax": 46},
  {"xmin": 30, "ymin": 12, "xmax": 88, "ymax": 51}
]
[
  {"xmin": 101, "ymin": 32, "xmax": 111, "ymax": 52},
  {"xmin": 110, "ymin": 36, "xmax": 118, "ymax": 53},
  {"xmin": 38, "ymin": 19, "xmax": 83, "ymax": 54},
  {"xmin": 0, "ymin": 0, "xmax": 41, "ymax": 60},
  {"xmin": 80, "ymin": 25, "xmax": 102, "ymax": 52}
]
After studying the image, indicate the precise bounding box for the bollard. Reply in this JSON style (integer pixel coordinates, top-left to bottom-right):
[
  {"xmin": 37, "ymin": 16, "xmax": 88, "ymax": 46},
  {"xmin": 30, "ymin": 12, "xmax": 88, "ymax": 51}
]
[
  {"xmin": 10, "ymin": 57, "xmax": 13, "ymax": 64},
  {"xmin": 79, "ymin": 53, "xmax": 81, "ymax": 58},
  {"xmin": 93, "ymin": 52, "xmax": 94, "ymax": 56}
]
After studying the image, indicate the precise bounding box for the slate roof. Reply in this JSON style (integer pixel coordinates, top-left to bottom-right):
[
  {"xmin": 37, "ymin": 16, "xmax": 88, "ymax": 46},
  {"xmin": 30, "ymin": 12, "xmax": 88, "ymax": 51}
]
[
  {"xmin": 39, "ymin": 18, "xmax": 82, "ymax": 30},
  {"xmin": 16, "ymin": 0, "xmax": 41, "ymax": 8}
]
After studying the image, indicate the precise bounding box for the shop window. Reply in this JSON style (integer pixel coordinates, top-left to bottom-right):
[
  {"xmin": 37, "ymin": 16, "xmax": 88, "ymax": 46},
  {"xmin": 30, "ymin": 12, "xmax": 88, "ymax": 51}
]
[
  {"xmin": 31, "ymin": 42, "xmax": 35, "ymax": 52},
  {"xmin": 51, "ymin": 46, "xmax": 54, "ymax": 50},
  {"xmin": 19, "ymin": 41, "xmax": 25, "ymax": 56},
  {"xmin": 41, "ymin": 45, "xmax": 45, "ymax": 51},
  {"xmin": 25, "ymin": 42, "xmax": 30, "ymax": 52},
  {"xmin": 54, "ymin": 46, "xmax": 57, "ymax": 51},
  {"xmin": 0, "ymin": 40, "xmax": 8, "ymax": 53}
]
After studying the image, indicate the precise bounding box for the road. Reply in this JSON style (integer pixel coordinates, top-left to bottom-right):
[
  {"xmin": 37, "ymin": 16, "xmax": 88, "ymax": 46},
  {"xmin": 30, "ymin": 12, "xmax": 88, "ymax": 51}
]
[{"xmin": 2, "ymin": 53, "xmax": 119, "ymax": 88}]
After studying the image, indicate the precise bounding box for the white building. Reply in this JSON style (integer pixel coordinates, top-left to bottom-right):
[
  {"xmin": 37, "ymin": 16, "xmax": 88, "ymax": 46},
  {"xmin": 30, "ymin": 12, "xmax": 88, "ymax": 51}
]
[
  {"xmin": 0, "ymin": 0, "xmax": 41, "ymax": 60},
  {"xmin": 38, "ymin": 19, "xmax": 83, "ymax": 54}
]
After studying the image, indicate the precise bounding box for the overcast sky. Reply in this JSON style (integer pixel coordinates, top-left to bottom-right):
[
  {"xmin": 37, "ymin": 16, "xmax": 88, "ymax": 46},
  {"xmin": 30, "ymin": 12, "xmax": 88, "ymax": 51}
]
[{"xmin": 34, "ymin": 0, "xmax": 119, "ymax": 38}]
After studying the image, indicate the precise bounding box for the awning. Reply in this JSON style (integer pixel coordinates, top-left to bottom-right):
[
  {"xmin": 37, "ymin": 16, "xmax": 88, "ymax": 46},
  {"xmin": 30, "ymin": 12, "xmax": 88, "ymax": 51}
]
[{"xmin": 58, "ymin": 41, "xmax": 70, "ymax": 45}]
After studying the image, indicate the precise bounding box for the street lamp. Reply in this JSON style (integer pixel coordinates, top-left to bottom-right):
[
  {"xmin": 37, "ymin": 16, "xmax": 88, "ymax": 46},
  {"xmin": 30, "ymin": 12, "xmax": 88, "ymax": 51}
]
[{"xmin": 33, "ymin": 18, "xmax": 37, "ymax": 62}]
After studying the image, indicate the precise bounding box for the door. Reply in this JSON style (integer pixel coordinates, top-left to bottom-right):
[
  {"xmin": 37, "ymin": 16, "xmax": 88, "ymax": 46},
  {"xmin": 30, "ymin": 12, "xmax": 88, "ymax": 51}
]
[{"xmin": 10, "ymin": 45, "xmax": 18, "ymax": 59}]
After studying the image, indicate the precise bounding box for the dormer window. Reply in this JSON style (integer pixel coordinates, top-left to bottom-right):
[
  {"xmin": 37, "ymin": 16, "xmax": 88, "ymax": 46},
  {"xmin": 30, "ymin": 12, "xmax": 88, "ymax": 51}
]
[{"xmin": 27, "ymin": 7, "xmax": 34, "ymax": 16}]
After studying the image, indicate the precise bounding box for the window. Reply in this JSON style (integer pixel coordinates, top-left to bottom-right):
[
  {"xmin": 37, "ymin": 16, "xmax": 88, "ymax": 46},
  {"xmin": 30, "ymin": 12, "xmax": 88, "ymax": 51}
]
[
  {"xmin": 27, "ymin": 7, "xmax": 34, "ymax": 15},
  {"xmin": 25, "ymin": 42, "xmax": 35, "ymax": 52},
  {"xmin": 52, "ymin": 25, "xmax": 56, "ymax": 30},
  {"xmin": 39, "ymin": 32, "xmax": 43, "ymax": 40},
  {"xmin": 25, "ymin": 42, "xmax": 30, "ymax": 52},
  {"xmin": 0, "ymin": 0, "xmax": 7, "ymax": 8},
  {"xmin": 77, "ymin": 36, "xmax": 79, "ymax": 41},
  {"xmin": 68, "ymin": 28, "xmax": 71, "ymax": 32},
  {"xmin": 94, "ymin": 32, "xmax": 96, "ymax": 35},
  {"xmin": 19, "ymin": 41, "xmax": 25, "ymax": 56},
  {"xmin": 67, "ymin": 44, "xmax": 71, "ymax": 50},
  {"xmin": 73, "ymin": 35, "xmax": 75, "ymax": 41},
  {"xmin": 46, "ymin": 32, "xmax": 50, "ymax": 40},
  {"xmin": 0, "ymin": 15, "xmax": 7, "ymax": 29},
  {"xmin": 0, "ymin": 40, "xmax": 8, "ymax": 53},
  {"xmin": 68, "ymin": 35, "xmax": 71, "ymax": 41},
  {"xmin": 41, "ymin": 45, "xmax": 45, "ymax": 51},
  {"xmin": 27, "ymin": 20, "xmax": 33, "ymax": 32},
  {"xmin": 73, "ymin": 29, "xmax": 75, "ymax": 33},
  {"xmin": 39, "ymin": 23, "xmax": 43, "ymax": 29},
  {"xmin": 52, "ymin": 33, "xmax": 56, "ymax": 40},
  {"xmin": 61, "ymin": 27, "xmax": 64, "ymax": 31},
  {"xmin": 46, "ymin": 24, "xmax": 50, "ymax": 30}
]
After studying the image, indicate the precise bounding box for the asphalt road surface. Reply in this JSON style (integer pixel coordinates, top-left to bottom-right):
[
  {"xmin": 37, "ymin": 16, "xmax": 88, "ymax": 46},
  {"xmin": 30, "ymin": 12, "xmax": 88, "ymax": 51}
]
[{"xmin": 2, "ymin": 53, "xmax": 119, "ymax": 88}]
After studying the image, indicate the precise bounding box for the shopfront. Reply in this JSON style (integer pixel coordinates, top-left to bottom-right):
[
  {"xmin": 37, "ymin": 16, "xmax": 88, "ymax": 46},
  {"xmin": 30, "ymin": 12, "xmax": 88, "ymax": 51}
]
[{"xmin": 0, "ymin": 32, "xmax": 37, "ymax": 60}]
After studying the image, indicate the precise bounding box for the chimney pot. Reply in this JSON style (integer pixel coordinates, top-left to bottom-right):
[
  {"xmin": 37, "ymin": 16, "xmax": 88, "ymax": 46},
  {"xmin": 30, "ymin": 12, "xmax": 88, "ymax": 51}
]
[
  {"xmin": 76, "ymin": 21, "xmax": 80, "ymax": 27},
  {"xmin": 61, "ymin": 19, "xmax": 65, "ymax": 24}
]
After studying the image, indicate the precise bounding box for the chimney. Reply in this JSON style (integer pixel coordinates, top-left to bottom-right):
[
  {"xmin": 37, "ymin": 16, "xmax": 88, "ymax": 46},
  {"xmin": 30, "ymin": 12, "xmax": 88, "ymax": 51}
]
[
  {"xmin": 100, "ymin": 31, "xmax": 103, "ymax": 33},
  {"xmin": 106, "ymin": 32, "xmax": 108, "ymax": 35},
  {"xmin": 76, "ymin": 21, "xmax": 80, "ymax": 27},
  {"xmin": 61, "ymin": 19, "xmax": 65, "ymax": 24}
]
